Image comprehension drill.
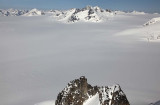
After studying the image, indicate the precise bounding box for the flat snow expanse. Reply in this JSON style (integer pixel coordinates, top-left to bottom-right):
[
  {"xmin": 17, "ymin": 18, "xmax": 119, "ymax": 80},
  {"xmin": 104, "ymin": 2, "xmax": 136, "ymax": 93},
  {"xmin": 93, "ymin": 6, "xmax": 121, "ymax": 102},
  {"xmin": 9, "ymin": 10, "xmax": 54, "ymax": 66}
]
[{"xmin": 0, "ymin": 13, "xmax": 160, "ymax": 105}]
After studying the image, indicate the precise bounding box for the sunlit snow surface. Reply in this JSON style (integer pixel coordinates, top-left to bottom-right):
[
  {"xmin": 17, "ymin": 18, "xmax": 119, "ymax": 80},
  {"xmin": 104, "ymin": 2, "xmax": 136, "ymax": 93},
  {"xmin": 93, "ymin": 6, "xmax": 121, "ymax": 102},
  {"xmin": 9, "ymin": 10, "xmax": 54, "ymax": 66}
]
[
  {"xmin": 83, "ymin": 93, "xmax": 100, "ymax": 105},
  {"xmin": 0, "ymin": 13, "xmax": 160, "ymax": 105}
]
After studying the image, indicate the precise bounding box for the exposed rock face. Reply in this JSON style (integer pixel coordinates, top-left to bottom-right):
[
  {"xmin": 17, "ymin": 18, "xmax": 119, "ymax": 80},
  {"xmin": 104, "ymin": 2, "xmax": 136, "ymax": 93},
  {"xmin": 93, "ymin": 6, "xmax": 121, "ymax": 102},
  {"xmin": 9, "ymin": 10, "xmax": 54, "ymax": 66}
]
[{"xmin": 55, "ymin": 76, "xmax": 130, "ymax": 105}]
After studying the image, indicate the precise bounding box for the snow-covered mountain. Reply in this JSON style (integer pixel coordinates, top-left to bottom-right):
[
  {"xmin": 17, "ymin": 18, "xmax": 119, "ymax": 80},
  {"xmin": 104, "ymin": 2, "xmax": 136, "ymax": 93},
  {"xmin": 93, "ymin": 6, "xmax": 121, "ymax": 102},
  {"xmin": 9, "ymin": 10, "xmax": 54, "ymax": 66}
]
[
  {"xmin": 144, "ymin": 17, "xmax": 160, "ymax": 26},
  {"xmin": 55, "ymin": 76, "xmax": 130, "ymax": 105},
  {"xmin": 51, "ymin": 6, "xmax": 115, "ymax": 23},
  {"xmin": 0, "ymin": 6, "xmax": 115, "ymax": 23},
  {"xmin": 0, "ymin": 9, "xmax": 28, "ymax": 16},
  {"xmin": 23, "ymin": 8, "xmax": 45, "ymax": 16}
]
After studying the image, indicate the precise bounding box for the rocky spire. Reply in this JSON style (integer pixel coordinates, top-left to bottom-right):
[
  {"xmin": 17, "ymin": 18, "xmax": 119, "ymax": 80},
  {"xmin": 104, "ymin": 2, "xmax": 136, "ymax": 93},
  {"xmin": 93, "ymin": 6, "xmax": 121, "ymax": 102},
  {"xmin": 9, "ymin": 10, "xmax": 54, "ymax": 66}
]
[{"xmin": 55, "ymin": 76, "xmax": 130, "ymax": 105}]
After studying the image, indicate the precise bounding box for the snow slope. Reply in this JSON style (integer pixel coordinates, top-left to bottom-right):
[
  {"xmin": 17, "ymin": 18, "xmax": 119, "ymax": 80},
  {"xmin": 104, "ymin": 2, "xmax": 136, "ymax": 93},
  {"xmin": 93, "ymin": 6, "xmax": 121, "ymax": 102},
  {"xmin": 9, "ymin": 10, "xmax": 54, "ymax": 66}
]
[
  {"xmin": 0, "ymin": 10, "xmax": 160, "ymax": 105},
  {"xmin": 116, "ymin": 17, "xmax": 160, "ymax": 42},
  {"xmin": 144, "ymin": 17, "xmax": 160, "ymax": 26},
  {"xmin": 83, "ymin": 93, "xmax": 100, "ymax": 105}
]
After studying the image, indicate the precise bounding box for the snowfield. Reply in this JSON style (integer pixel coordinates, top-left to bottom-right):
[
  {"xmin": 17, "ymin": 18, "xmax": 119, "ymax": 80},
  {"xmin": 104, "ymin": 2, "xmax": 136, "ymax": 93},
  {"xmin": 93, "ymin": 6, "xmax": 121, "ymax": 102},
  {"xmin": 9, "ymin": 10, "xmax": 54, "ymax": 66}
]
[{"xmin": 0, "ymin": 9, "xmax": 160, "ymax": 105}]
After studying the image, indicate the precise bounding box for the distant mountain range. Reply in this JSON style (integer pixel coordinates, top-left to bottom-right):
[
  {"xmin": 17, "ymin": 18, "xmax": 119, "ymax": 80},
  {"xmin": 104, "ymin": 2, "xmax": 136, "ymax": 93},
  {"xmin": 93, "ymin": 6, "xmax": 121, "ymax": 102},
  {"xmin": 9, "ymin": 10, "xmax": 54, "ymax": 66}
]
[{"xmin": 0, "ymin": 6, "xmax": 151, "ymax": 23}]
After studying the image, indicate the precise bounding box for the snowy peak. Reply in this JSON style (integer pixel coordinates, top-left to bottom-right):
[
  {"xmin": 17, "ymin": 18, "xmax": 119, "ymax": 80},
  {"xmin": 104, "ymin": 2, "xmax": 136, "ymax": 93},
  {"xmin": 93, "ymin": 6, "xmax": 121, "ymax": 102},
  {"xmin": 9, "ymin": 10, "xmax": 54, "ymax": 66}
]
[
  {"xmin": 144, "ymin": 17, "xmax": 160, "ymax": 26},
  {"xmin": 23, "ymin": 8, "xmax": 45, "ymax": 16},
  {"xmin": 52, "ymin": 6, "xmax": 115, "ymax": 23},
  {"xmin": 55, "ymin": 76, "xmax": 130, "ymax": 105}
]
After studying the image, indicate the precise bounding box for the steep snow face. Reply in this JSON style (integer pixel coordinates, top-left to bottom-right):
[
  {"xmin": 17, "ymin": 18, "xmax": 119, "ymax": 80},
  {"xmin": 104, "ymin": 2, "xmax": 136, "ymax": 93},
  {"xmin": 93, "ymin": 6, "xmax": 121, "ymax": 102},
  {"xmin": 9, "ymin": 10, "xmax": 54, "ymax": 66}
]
[
  {"xmin": 52, "ymin": 6, "xmax": 115, "ymax": 23},
  {"xmin": 83, "ymin": 93, "xmax": 100, "ymax": 105},
  {"xmin": 0, "ymin": 9, "xmax": 28, "ymax": 16},
  {"xmin": 144, "ymin": 17, "xmax": 160, "ymax": 26},
  {"xmin": 23, "ymin": 9, "xmax": 44, "ymax": 16}
]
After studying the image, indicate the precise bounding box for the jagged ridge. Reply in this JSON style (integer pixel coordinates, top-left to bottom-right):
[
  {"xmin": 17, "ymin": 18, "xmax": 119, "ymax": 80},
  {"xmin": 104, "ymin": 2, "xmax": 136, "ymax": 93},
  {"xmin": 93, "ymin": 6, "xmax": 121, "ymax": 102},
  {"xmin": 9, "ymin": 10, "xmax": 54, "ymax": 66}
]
[
  {"xmin": 0, "ymin": 8, "xmax": 44, "ymax": 16},
  {"xmin": 0, "ymin": 6, "xmax": 114, "ymax": 23},
  {"xmin": 55, "ymin": 76, "xmax": 130, "ymax": 105},
  {"xmin": 1, "ymin": 6, "xmax": 149, "ymax": 23},
  {"xmin": 23, "ymin": 8, "xmax": 45, "ymax": 16},
  {"xmin": 51, "ymin": 6, "xmax": 114, "ymax": 23},
  {"xmin": 0, "ymin": 9, "xmax": 28, "ymax": 16}
]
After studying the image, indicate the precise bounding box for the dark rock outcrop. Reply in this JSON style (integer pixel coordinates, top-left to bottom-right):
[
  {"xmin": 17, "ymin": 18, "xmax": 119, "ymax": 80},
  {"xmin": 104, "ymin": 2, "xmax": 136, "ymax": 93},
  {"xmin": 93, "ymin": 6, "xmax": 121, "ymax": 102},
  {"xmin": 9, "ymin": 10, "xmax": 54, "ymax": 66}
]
[{"xmin": 55, "ymin": 76, "xmax": 130, "ymax": 105}]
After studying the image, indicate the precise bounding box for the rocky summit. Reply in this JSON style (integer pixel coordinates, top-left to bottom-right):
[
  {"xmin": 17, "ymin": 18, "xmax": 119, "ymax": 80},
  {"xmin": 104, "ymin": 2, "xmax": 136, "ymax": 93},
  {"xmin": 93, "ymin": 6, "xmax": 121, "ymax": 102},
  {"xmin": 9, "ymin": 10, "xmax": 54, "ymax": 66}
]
[{"xmin": 55, "ymin": 76, "xmax": 130, "ymax": 105}]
